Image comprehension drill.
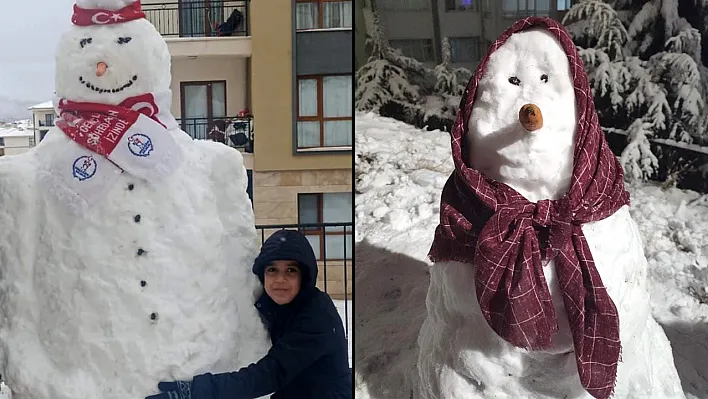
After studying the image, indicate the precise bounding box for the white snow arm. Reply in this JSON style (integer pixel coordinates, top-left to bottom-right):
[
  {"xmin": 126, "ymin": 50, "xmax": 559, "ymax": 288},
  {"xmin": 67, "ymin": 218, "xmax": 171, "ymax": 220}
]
[
  {"xmin": 209, "ymin": 147, "xmax": 260, "ymax": 252},
  {"xmin": 208, "ymin": 145, "xmax": 264, "ymax": 304},
  {"xmin": 0, "ymin": 155, "xmax": 41, "ymax": 385}
]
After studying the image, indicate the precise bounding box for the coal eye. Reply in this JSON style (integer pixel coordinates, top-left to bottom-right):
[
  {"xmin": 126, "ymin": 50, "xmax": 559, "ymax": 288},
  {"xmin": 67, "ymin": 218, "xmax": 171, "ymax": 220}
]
[
  {"xmin": 541, "ymin": 74, "xmax": 549, "ymax": 83},
  {"xmin": 117, "ymin": 37, "xmax": 132, "ymax": 44},
  {"xmin": 80, "ymin": 38, "xmax": 93, "ymax": 48},
  {"xmin": 508, "ymin": 76, "xmax": 521, "ymax": 86}
]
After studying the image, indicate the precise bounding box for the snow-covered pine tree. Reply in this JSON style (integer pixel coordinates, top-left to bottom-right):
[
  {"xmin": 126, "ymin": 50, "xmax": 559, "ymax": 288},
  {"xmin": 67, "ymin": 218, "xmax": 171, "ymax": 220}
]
[
  {"xmin": 419, "ymin": 37, "xmax": 472, "ymax": 130},
  {"xmin": 433, "ymin": 37, "xmax": 463, "ymax": 96},
  {"xmin": 355, "ymin": 5, "xmax": 419, "ymax": 112},
  {"xmin": 564, "ymin": 0, "xmax": 708, "ymax": 182}
]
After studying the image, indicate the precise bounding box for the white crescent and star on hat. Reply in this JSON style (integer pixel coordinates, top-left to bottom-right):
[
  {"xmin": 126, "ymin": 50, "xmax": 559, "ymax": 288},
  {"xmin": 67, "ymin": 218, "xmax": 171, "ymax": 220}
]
[{"xmin": 91, "ymin": 12, "xmax": 125, "ymax": 24}]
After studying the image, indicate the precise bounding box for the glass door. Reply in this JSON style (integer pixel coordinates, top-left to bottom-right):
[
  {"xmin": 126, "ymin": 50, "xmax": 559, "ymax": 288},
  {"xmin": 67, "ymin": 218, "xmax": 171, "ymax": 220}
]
[{"xmin": 181, "ymin": 81, "xmax": 226, "ymax": 140}]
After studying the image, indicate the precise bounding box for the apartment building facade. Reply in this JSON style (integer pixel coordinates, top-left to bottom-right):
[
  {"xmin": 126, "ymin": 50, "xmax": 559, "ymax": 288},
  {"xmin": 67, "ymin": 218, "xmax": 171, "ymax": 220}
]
[
  {"xmin": 143, "ymin": 0, "xmax": 353, "ymax": 298},
  {"xmin": 0, "ymin": 128, "xmax": 34, "ymax": 156},
  {"xmin": 251, "ymin": 0, "xmax": 353, "ymax": 298},
  {"xmin": 358, "ymin": 0, "xmax": 574, "ymax": 71}
]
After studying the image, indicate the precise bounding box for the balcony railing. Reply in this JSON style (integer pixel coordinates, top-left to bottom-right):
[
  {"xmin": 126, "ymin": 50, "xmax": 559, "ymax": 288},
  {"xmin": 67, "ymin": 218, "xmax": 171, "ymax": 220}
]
[
  {"xmin": 144, "ymin": 0, "xmax": 250, "ymax": 38},
  {"xmin": 255, "ymin": 222, "xmax": 353, "ymax": 349},
  {"xmin": 181, "ymin": 116, "xmax": 253, "ymax": 152}
]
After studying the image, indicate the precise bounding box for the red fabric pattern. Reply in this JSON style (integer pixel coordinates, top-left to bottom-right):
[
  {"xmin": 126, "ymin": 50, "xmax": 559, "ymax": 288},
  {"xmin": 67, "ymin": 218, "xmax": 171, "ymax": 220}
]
[
  {"xmin": 56, "ymin": 94, "xmax": 162, "ymax": 157},
  {"xmin": 72, "ymin": 1, "xmax": 145, "ymax": 26},
  {"xmin": 428, "ymin": 17, "xmax": 630, "ymax": 399}
]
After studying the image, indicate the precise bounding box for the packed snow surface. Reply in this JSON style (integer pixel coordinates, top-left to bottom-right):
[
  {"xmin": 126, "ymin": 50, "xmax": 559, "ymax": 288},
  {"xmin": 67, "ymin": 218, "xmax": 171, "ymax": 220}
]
[
  {"xmin": 334, "ymin": 299, "xmax": 353, "ymax": 366},
  {"xmin": 0, "ymin": 2, "xmax": 272, "ymax": 398},
  {"xmin": 354, "ymin": 112, "xmax": 708, "ymax": 399},
  {"xmin": 0, "ymin": 129, "xmax": 270, "ymax": 399}
]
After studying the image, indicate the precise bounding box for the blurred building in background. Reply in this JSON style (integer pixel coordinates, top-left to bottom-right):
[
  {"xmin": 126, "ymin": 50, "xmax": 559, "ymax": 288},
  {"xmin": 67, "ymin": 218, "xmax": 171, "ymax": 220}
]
[{"xmin": 357, "ymin": 0, "xmax": 574, "ymax": 71}]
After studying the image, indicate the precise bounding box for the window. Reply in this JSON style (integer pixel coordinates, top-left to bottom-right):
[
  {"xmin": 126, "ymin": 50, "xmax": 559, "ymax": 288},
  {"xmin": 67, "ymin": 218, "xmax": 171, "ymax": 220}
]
[
  {"xmin": 44, "ymin": 114, "xmax": 55, "ymax": 126},
  {"xmin": 388, "ymin": 39, "xmax": 435, "ymax": 62},
  {"xmin": 40, "ymin": 130, "xmax": 49, "ymax": 142},
  {"xmin": 556, "ymin": 0, "xmax": 571, "ymax": 10},
  {"xmin": 379, "ymin": 0, "xmax": 430, "ymax": 11},
  {"xmin": 296, "ymin": 75, "xmax": 352, "ymax": 149},
  {"xmin": 298, "ymin": 193, "xmax": 352, "ymax": 260},
  {"xmin": 296, "ymin": 0, "xmax": 352, "ymax": 30},
  {"xmin": 445, "ymin": 0, "xmax": 477, "ymax": 11},
  {"xmin": 502, "ymin": 0, "xmax": 550, "ymax": 17},
  {"xmin": 450, "ymin": 37, "xmax": 481, "ymax": 63}
]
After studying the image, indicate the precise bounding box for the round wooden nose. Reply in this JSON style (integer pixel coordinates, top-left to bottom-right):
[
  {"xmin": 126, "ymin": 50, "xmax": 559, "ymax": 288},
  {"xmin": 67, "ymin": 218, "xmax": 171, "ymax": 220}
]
[
  {"xmin": 96, "ymin": 62, "xmax": 108, "ymax": 77},
  {"xmin": 519, "ymin": 103, "xmax": 543, "ymax": 132}
]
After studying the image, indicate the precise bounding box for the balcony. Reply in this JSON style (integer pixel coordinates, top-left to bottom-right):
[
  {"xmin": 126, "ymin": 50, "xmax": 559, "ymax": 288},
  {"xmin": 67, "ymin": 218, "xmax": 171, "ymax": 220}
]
[
  {"xmin": 144, "ymin": 0, "xmax": 252, "ymax": 57},
  {"xmin": 181, "ymin": 115, "xmax": 254, "ymax": 152}
]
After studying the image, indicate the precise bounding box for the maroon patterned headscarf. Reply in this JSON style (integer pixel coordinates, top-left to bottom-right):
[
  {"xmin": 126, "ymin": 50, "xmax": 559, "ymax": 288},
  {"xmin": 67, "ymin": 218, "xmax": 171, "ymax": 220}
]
[{"xmin": 428, "ymin": 17, "xmax": 630, "ymax": 399}]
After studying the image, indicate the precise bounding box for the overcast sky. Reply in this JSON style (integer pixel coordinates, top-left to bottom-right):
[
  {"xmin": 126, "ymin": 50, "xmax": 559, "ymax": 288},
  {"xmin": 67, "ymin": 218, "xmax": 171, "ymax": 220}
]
[{"xmin": 0, "ymin": 0, "xmax": 75, "ymax": 118}]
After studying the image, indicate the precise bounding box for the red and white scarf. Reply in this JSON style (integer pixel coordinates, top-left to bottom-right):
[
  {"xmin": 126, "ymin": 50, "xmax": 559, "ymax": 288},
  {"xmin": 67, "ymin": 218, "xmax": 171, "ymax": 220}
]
[{"xmin": 39, "ymin": 92, "xmax": 183, "ymax": 214}]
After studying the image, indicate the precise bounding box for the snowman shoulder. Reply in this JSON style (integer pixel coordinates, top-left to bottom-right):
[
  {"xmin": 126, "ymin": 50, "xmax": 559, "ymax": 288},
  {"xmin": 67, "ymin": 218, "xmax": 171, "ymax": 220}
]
[
  {"xmin": 0, "ymin": 149, "xmax": 40, "ymax": 244},
  {"xmin": 189, "ymin": 139, "xmax": 248, "ymax": 180},
  {"xmin": 0, "ymin": 147, "xmax": 39, "ymax": 194}
]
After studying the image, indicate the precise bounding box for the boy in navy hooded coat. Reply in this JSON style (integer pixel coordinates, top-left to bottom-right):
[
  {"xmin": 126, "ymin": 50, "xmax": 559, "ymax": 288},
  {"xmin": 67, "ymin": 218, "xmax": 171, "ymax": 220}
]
[{"xmin": 146, "ymin": 229, "xmax": 352, "ymax": 399}]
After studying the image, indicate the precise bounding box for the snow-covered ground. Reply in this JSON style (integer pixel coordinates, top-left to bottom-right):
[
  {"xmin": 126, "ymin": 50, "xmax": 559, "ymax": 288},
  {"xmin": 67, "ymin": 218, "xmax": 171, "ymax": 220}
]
[{"xmin": 355, "ymin": 111, "xmax": 708, "ymax": 399}]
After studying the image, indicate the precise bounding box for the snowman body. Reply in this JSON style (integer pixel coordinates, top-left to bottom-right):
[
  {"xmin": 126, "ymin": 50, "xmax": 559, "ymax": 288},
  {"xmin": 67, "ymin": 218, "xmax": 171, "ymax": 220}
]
[
  {"xmin": 417, "ymin": 29, "xmax": 684, "ymax": 399},
  {"xmin": 0, "ymin": 2, "xmax": 269, "ymax": 398}
]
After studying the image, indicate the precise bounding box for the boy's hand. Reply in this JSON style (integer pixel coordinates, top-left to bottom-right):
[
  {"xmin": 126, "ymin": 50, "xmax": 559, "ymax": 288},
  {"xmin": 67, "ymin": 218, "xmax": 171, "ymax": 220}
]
[{"xmin": 145, "ymin": 380, "xmax": 192, "ymax": 399}]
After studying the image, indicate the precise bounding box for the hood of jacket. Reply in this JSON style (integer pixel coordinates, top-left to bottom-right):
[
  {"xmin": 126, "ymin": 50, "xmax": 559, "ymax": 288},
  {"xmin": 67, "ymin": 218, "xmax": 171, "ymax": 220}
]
[{"xmin": 253, "ymin": 229, "xmax": 318, "ymax": 300}]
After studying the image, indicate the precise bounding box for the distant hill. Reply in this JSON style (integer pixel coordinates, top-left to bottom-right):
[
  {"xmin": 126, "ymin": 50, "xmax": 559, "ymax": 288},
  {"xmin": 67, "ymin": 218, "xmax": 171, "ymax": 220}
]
[{"xmin": 0, "ymin": 96, "xmax": 40, "ymax": 123}]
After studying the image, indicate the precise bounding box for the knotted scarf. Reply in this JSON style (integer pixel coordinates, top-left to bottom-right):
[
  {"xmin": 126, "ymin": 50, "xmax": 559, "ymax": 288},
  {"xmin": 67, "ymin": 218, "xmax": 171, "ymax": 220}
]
[{"xmin": 428, "ymin": 17, "xmax": 630, "ymax": 399}]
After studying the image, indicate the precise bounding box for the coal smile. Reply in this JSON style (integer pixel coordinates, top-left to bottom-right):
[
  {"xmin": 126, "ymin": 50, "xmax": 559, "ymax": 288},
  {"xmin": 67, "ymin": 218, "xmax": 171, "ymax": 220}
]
[{"xmin": 79, "ymin": 75, "xmax": 138, "ymax": 94}]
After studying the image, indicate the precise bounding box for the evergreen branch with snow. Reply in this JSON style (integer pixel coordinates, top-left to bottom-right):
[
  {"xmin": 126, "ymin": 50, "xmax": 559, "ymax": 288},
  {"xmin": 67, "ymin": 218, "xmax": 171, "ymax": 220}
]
[
  {"xmin": 621, "ymin": 119, "xmax": 660, "ymax": 180},
  {"xmin": 567, "ymin": 0, "xmax": 708, "ymax": 180},
  {"xmin": 563, "ymin": 0, "xmax": 628, "ymax": 60}
]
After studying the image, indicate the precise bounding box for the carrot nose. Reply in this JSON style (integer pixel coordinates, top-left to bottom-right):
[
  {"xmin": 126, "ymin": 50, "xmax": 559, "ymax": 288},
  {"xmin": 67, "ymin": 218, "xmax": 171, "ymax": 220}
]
[
  {"xmin": 96, "ymin": 62, "xmax": 108, "ymax": 77},
  {"xmin": 519, "ymin": 103, "xmax": 543, "ymax": 132}
]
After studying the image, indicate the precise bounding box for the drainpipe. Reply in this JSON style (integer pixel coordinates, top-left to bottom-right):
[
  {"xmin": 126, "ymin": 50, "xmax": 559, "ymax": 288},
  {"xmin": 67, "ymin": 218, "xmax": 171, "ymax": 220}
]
[{"xmin": 431, "ymin": 0, "xmax": 442, "ymax": 63}]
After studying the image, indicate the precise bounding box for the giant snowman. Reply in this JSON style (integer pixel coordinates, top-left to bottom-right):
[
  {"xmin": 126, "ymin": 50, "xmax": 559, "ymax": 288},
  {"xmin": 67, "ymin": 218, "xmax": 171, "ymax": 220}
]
[
  {"xmin": 417, "ymin": 18, "xmax": 685, "ymax": 399},
  {"xmin": 0, "ymin": 0, "xmax": 270, "ymax": 398}
]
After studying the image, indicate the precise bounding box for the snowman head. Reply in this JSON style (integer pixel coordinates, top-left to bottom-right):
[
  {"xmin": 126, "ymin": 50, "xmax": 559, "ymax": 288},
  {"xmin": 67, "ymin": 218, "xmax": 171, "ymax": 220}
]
[
  {"xmin": 466, "ymin": 28, "xmax": 577, "ymax": 201},
  {"xmin": 55, "ymin": 0, "xmax": 171, "ymax": 105}
]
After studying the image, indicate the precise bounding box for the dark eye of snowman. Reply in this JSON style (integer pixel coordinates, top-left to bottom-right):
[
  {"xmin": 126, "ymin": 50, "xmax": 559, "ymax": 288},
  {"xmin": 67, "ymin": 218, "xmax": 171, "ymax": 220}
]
[
  {"xmin": 541, "ymin": 74, "xmax": 549, "ymax": 83},
  {"xmin": 79, "ymin": 38, "xmax": 93, "ymax": 48},
  {"xmin": 117, "ymin": 37, "xmax": 132, "ymax": 44},
  {"xmin": 508, "ymin": 77, "xmax": 521, "ymax": 86}
]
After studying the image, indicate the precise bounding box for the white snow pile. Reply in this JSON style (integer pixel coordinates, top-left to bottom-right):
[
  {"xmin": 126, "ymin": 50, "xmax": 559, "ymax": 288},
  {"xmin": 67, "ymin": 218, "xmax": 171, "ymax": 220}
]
[{"xmin": 354, "ymin": 111, "xmax": 708, "ymax": 399}]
